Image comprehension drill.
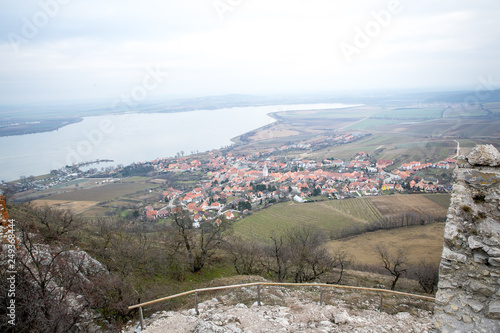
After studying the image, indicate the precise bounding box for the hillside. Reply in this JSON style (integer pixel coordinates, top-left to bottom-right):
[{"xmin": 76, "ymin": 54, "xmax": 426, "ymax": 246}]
[{"xmin": 233, "ymin": 194, "xmax": 448, "ymax": 242}]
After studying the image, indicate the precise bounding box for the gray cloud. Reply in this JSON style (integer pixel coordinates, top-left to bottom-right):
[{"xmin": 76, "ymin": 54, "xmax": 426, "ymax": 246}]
[{"xmin": 1, "ymin": 0, "xmax": 499, "ymax": 104}]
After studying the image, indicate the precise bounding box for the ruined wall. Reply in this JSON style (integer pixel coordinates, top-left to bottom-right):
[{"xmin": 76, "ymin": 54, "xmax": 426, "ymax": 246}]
[{"xmin": 434, "ymin": 145, "xmax": 500, "ymax": 332}]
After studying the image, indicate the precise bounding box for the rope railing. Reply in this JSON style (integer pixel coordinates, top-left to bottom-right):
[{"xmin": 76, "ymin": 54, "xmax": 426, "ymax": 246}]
[{"xmin": 128, "ymin": 281, "xmax": 436, "ymax": 330}]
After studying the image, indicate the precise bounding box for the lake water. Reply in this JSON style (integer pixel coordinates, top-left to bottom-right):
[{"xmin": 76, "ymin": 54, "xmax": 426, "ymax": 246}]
[{"xmin": 0, "ymin": 103, "xmax": 355, "ymax": 181}]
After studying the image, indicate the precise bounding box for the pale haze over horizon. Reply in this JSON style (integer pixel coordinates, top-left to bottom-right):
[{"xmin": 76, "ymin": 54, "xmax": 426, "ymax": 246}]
[{"xmin": 1, "ymin": 0, "xmax": 499, "ymax": 105}]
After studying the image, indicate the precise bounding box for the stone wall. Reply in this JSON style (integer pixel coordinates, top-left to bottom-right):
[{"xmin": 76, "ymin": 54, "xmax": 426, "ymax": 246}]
[{"xmin": 434, "ymin": 145, "xmax": 500, "ymax": 332}]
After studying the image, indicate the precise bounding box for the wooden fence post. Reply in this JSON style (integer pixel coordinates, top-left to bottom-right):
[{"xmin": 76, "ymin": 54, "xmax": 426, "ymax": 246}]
[
  {"xmin": 195, "ymin": 291, "xmax": 199, "ymax": 315},
  {"xmin": 378, "ymin": 293, "xmax": 384, "ymax": 312},
  {"xmin": 139, "ymin": 306, "xmax": 145, "ymax": 330},
  {"xmin": 319, "ymin": 288, "xmax": 324, "ymax": 306},
  {"xmin": 257, "ymin": 284, "xmax": 261, "ymax": 306}
]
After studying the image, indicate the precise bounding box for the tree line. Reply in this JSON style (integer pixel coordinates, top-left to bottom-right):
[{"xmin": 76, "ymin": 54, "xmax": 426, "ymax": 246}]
[{"xmin": 330, "ymin": 212, "xmax": 446, "ymax": 240}]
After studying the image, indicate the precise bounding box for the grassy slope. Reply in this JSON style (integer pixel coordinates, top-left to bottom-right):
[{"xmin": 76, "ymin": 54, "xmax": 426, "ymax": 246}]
[
  {"xmin": 233, "ymin": 194, "xmax": 448, "ymax": 243},
  {"xmin": 233, "ymin": 200, "xmax": 374, "ymax": 242},
  {"xmin": 233, "ymin": 198, "xmax": 383, "ymax": 242}
]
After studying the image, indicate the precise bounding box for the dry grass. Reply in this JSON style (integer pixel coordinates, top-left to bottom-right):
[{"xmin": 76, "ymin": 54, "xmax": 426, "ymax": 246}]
[
  {"xmin": 43, "ymin": 182, "xmax": 159, "ymax": 202},
  {"xmin": 250, "ymin": 124, "xmax": 300, "ymax": 141},
  {"xmin": 31, "ymin": 199, "xmax": 99, "ymax": 214},
  {"xmin": 327, "ymin": 223, "xmax": 445, "ymax": 266}
]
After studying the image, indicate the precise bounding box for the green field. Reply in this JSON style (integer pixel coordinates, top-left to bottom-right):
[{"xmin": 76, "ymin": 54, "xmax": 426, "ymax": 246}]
[
  {"xmin": 280, "ymin": 106, "xmax": 381, "ymax": 120},
  {"xmin": 423, "ymin": 193, "xmax": 451, "ymax": 209},
  {"xmin": 233, "ymin": 198, "xmax": 382, "ymax": 242},
  {"xmin": 346, "ymin": 118, "xmax": 403, "ymax": 130},
  {"xmin": 51, "ymin": 178, "xmax": 90, "ymax": 190},
  {"xmin": 233, "ymin": 194, "xmax": 449, "ymax": 243},
  {"xmin": 120, "ymin": 176, "xmax": 151, "ymax": 183},
  {"xmin": 373, "ymin": 107, "xmax": 444, "ymax": 119},
  {"xmin": 309, "ymin": 134, "xmax": 460, "ymax": 163},
  {"xmin": 309, "ymin": 134, "xmax": 402, "ymax": 160},
  {"xmin": 44, "ymin": 182, "xmax": 160, "ymax": 202}
]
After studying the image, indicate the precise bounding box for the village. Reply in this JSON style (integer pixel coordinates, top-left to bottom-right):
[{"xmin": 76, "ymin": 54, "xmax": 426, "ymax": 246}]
[
  {"xmin": 143, "ymin": 136, "xmax": 456, "ymax": 225},
  {"xmin": 4, "ymin": 131, "xmax": 456, "ymax": 226}
]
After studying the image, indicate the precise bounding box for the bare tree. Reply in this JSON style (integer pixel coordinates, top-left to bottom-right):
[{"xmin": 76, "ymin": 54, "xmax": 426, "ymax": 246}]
[
  {"xmin": 2, "ymin": 220, "xmax": 101, "ymax": 333},
  {"xmin": 411, "ymin": 260, "xmax": 439, "ymax": 294},
  {"xmin": 329, "ymin": 245, "xmax": 352, "ymax": 284},
  {"xmin": 24, "ymin": 204, "xmax": 78, "ymax": 242},
  {"xmin": 262, "ymin": 235, "xmax": 289, "ymax": 282},
  {"xmin": 286, "ymin": 227, "xmax": 338, "ymax": 283},
  {"xmin": 225, "ymin": 236, "xmax": 264, "ymax": 275},
  {"xmin": 376, "ymin": 244, "xmax": 408, "ymax": 290},
  {"xmin": 261, "ymin": 227, "xmax": 341, "ymax": 283},
  {"xmin": 172, "ymin": 208, "xmax": 229, "ymax": 272},
  {"xmin": 86, "ymin": 218, "xmax": 163, "ymax": 279}
]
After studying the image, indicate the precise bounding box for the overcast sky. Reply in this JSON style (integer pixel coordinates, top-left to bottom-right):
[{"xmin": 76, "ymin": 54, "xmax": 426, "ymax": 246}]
[{"xmin": 1, "ymin": 0, "xmax": 499, "ymax": 105}]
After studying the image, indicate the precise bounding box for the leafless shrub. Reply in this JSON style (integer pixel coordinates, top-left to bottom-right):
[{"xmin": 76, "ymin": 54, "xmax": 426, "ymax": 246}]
[
  {"xmin": 409, "ymin": 260, "xmax": 439, "ymax": 294},
  {"xmin": 376, "ymin": 244, "xmax": 408, "ymax": 290}
]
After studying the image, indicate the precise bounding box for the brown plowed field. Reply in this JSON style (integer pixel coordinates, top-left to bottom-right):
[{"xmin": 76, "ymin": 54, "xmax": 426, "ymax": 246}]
[{"xmin": 368, "ymin": 194, "xmax": 448, "ymax": 217}]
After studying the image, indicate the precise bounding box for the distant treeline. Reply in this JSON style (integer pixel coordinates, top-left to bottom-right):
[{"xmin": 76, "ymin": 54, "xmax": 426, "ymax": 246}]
[{"xmin": 330, "ymin": 212, "xmax": 446, "ymax": 240}]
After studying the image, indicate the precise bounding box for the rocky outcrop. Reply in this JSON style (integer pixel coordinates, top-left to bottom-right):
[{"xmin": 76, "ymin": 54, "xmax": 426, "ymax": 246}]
[
  {"xmin": 433, "ymin": 145, "xmax": 500, "ymax": 332},
  {"xmin": 132, "ymin": 287, "xmax": 433, "ymax": 333}
]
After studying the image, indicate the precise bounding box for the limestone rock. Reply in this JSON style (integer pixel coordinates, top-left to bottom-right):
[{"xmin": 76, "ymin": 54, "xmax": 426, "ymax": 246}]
[
  {"xmin": 488, "ymin": 301, "xmax": 500, "ymax": 319},
  {"xmin": 433, "ymin": 145, "xmax": 500, "ymax": 332},
  {"xmin": 467, "ymin": 144, "xmax": 500, "ymax": 166}
]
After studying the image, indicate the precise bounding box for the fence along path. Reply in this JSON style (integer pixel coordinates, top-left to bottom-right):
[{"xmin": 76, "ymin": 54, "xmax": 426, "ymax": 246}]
[{"xmin": 128, "ymin": 281, "xmax": 435, "ymax": 329}]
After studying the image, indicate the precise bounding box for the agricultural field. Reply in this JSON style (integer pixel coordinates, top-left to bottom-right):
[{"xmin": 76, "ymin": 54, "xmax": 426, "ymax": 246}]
[
  {"xmin": 233, "ymin": 194, "xmax": 448, "ymax": 243},
  {"xmin": 376, "ymin": 141, "xmax": 457, "ymax": 164},
  {"xmin": 327, "ymin": 223, "xmax": 445, "ymax": 266},
  {"xmin": 42, "ymin": 182, "xmax": 160, "ymax": 202},
  {"xmin": 423, "ymin": 194, "xmax": 451, "ymax": 209},
  {"xmin": 443, "ymin": 104, "xmax": 487, "ymax": 118},
  {"xmin": 372, "ymin": 107, "xmax": 444, "ymax": 119},
  {"xmin": 484, "ymin": 102, "xmax": 500, "ymax": 115},
  {"xmin": 445, "ymin": 121, "xmax": 500, "ymax": 138},
  {"xmin": 369, "ymin": 194, "xmax": 448, "ymax": 217},
  {"xmin": 278, "ymin": 106, "xmax": 381, "ymax": 120},
  {"xmin": 31, "ymin": 199, "xmax": 99, "ymax": 214},
  {"xmin": 373, "ymin": 118, "xmax": 500, "ymax": 138},
  {"xmin": 308, "ymin": 134, "xmax": 401, "ymax": 160},
  {"xmin": 232, "ymin": 198, "xmax": 380, "ymax": 242},
  {"xmin": 121, "ymin": 176, "xmax": 152, "ymax": 183},
  {"xmin": 323, "ymin": 198, "xmax": 382, "ymax": 222},
  {"xmin": 345, "ymin": 118, "xmax": 403, "ymax": 130},
  {"xmin": 309, "ymin": 134, "xmax": 461, "ymax": 166}
]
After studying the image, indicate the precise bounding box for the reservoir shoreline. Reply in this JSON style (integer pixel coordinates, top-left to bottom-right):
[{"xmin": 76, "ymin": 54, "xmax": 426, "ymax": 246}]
[{"xmin": 1, "ymin": 103, "xmax": 357, "ymax": 182}]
